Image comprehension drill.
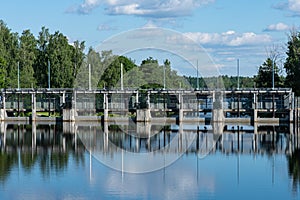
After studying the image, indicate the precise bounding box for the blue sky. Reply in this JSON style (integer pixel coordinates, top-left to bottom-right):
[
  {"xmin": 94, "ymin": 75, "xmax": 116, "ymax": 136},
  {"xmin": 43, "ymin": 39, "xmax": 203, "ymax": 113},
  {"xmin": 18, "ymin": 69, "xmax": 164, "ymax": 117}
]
[{"xmin": 1, "ymin": 0, "xmax": 300, "ymax": 77}]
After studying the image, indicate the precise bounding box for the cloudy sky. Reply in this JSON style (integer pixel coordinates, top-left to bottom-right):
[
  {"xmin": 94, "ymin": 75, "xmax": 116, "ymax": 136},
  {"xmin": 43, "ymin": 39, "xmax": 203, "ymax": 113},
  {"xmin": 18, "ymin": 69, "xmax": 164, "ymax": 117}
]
[{"xmin": 1, "ymin": 0, "xmax": 300, "ymax": 76}]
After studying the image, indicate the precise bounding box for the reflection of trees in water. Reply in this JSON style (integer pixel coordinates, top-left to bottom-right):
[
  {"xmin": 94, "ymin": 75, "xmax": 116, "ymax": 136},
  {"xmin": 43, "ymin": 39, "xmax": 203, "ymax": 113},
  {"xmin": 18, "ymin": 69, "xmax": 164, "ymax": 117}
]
[
  {"xmin": 21, "ymin": 153, "xmax": 38, "ymax": 173},
  {"xmin": 0, "ymin": 153, "xmax": 18, "ymax": 183},
  {"xmin": 0, "ymin": 131, "xmax": 85, "ymax": 184},
  {"xmin": 287, "ymin": 149, "xmax": 300, "ymax": 192}
]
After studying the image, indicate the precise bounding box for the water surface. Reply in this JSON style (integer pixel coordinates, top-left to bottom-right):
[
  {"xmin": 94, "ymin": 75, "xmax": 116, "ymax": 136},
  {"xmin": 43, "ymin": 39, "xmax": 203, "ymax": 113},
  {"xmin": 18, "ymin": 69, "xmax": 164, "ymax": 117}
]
[{"xmin": 0, "ymin": 123, "xmax": 299, "ymax": 200}]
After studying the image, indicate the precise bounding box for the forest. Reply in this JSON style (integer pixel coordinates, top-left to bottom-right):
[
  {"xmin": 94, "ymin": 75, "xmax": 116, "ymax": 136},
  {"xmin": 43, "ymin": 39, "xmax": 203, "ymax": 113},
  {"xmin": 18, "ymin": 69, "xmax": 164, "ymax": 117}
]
[{"xmin": 1, "ymin": 20, "xmax": 300, "ymax": 94}]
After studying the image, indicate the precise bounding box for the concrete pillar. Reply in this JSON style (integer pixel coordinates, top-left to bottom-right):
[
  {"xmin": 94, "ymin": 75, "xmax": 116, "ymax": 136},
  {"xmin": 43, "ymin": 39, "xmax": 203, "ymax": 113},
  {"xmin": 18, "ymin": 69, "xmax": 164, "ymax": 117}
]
[
  {"xmin": 290, "ymin": 92, "xmax": 295, "ymax": 123},
  {"xmin": 0, "ymin": 93, "xmax": 6, "ymax": 121},
  {"xmin": 212, "ymin": 91, "xmax": 224, "ymax": 122},
  {"xmin": 179, "ymin": 93, "xmax": 183, "ymax": 122},
  {"xmin": 213, "ymin": 122, "xmax": 224, "ymax": 134},
  {"xmin": 63, "ymin": 109, "xmax": 76, "ymax": 121},
  {"xmin": 62, "ymin": 92, "xmax": 65, "ymax": 104},
  {"xmin": 146, "ymin": 91, "xmax": 150, "ymax": 109},
  {"xmin": 290, "ymin": 109, "xmax": 294, "ymax": 123},
  {"xmin": 104, "ymin": 93, "xmax": 108, "ymax": 122},
  {"xmin": 63, "ymin": 121, "xmax": 76, "ymax": 133},
  {"xmin": 73, "ymin": 90, "xmax": 77, "ymax": 111},
  {"xmin": 0, "ymin": 121, "xmax": 6, "ymax": 133},
  {"xmin": 136, "ymin": 109, "xmax": 151, "ymax": 122},
  {"xmin": 254, "ymin": 123, "xmax": 258, "ymax": 134},
  {"xmin": 31, "ymin": 92, "xmax": 36, "ymax": 121},
  {"xmin": 253, "ymin": 93, "xmax": 258, "ymax": 122},
  {"xmin": 136, "ymin": 90, "xmax": 139, "ymax": 108},
  {"xmin": 136, "ymin": 91, "xmax": 151, "ymax": 122},
  {"xmin": 0, "ymin": 109, "xmax": 6, "ymax": 121}
]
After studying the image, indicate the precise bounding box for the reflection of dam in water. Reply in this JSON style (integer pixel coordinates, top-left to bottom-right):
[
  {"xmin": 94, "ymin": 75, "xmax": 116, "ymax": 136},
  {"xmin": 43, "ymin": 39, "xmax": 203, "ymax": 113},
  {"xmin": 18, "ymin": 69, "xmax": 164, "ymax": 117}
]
[{"xmin": 0, "ymin": 121, "xmax": 299, "ymax": 156}]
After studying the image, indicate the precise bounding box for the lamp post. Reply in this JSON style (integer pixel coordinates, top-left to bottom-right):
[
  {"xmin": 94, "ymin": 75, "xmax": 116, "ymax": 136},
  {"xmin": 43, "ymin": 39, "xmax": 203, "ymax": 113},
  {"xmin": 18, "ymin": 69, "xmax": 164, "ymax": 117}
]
[
  {"xmin": 237, "ymin": 59, "xmax": 240, "ymax": 90},
  {"xmin": 196, "ymin": 60, "xmax": 199, "ymax": 89},
  {"xmin": 120, "ymin": 63, "xmax": 123, "ymax": 90},
  {"xmin": 163, "ymin": 63, "xmax": 166, "ymax": 90},
  {"xmin": 17, "ymin": 62, "xmax": 20, "ymax": 90},
  {"xmin": 48, "ymin": 60, "xmax": 50, "ymax": 90},
  {"xmin": 272, "ymin": 60, "xmax": 275, "ymax": 90},
  {"xmin": 88, "ymin": 64, "xmax": 91, "ymax": 91}
]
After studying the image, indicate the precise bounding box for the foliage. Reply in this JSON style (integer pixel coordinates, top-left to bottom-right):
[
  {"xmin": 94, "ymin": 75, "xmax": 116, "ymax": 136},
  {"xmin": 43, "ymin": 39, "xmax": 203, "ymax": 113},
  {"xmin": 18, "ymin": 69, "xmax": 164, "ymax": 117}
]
[
  {"xmin": 19, "ymin": 29, "xmax": 37, "ymax": 88},
  {"xmin": 98, "ymin": 54, "xmax": 137, "ymax": 89},
  {"xmin": 123, "ymin": 57, "xmax": 189, "ymax": 89},
  {"xmin": 0, "ymin": 20, "xmax": 19, "ymax": 88},
  {"xmin": 185, "ymin": 75, "xmax": 255, "ymax": 89},
  {"xmin": 255, "ymin": 58, "xmax": 282, "ymax": 88},
  {"xmin": 3, "ymin": 19, "xmax": 300, "ymax": 94},
  {"xmin": 0, "ymin": 57, "xmax": 7, "ymax": 88},
  {"xmin": 0, "ymin": 22, "xmax": 86, "ymax": 89},
  {"xmin": 284, "ymin": 31, "xmax": 300, "ymax": 95}
]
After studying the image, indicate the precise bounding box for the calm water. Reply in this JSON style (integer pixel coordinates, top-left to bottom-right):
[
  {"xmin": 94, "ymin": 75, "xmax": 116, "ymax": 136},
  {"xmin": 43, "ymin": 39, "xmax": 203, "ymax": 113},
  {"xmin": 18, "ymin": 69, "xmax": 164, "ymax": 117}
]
[{"xmin": 0, "ymin": 122, "xmax": 299, "ymax": 200}]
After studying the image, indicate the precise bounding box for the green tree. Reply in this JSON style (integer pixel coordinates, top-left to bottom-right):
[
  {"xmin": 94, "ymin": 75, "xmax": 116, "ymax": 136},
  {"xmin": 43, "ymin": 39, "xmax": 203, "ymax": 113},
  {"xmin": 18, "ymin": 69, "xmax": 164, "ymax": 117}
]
[
  {"xmin": 72, "ymin": 40, "xmax": 85, "ymax": 79},
  {"xmin": 98, "ymin": 55, "xmax": 136, "ymax": 89},
  {"xmin": 47, "ymin": 31, "xmax": 74, "ymax": 88},
  {"xmin": 255, "ymin": 58, "xmax": 281, "ymax": 88},
  {"xmin": 34, "ymin": 27, "xmax": 50, "ymax": 88},
  {"xmin": 0, "ymin": 57, "xmax": 7, "ymax": 88},
  {"xmin": 19, "ymin": 29, "xmax": 37, "ymax": 88},
  {"xmin": 139, "ymin": 57, "xmax": 163, "ymax": 88},
  {"xmin": 35, "ymin": 27, "xmax": 85, "ymax": 88},
  {"xmin": 284, "ymin": 30, "xmax": 300, "ymax": 95},
  {"xmin": 0, "ymin": 20, "xmax": 19, "ymax": 88}
]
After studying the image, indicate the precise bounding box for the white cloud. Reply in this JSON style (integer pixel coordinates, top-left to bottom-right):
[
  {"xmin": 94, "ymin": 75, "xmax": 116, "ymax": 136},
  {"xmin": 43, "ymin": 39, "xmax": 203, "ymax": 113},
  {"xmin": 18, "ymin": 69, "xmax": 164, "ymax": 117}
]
[
  {"xmin": 69, "ymin": 0, "xmax": 101, "ymax": 14},
  {"xmin": 68, "ymin": 0, "xmax": 215, "ymax": 17},
  {"xmin": 183, "ymin": 31, "xmax": 272, "ymax": 46},
  {"xmin": 273, "ymin": 0, "xmax": 300, "ymax": 16},
  {"xmin": 97, "ymin": 23, "xmax": 117, "ymax": 31},
  {"xmin": 288, "ymin": 0, "xmax": 300, "ymax": 13},
  {"xmin": 264, "ymin": 22, "xmax": 290, "ymax": 32}
]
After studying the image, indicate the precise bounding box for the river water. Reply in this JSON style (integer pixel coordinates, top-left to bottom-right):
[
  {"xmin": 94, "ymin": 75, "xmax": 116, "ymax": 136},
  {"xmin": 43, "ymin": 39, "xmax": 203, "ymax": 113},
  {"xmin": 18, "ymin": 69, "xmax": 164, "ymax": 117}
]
[{"xmin": 0, "ymin": 122, "xmax": 299, "ymax": 200}]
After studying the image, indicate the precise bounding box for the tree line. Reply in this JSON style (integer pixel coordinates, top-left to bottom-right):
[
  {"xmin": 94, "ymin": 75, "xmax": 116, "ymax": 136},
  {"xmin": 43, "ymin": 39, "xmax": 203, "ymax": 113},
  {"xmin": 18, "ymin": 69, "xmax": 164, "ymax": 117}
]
[
  {"xmin": 0, "ymin": 21, "xmax": 85, "ymax": 88},
  {"xmin": 1, "ymin": 20, "xmax": 300, "ymax": 95}
]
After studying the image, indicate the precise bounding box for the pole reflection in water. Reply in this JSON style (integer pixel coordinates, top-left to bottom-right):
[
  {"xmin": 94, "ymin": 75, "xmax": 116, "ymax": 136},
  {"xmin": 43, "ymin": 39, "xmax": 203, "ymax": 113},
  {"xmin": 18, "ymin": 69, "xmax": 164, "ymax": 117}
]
[{"xmin": 0, "ymin": 122, "xmax": 299, "ymax": 199}]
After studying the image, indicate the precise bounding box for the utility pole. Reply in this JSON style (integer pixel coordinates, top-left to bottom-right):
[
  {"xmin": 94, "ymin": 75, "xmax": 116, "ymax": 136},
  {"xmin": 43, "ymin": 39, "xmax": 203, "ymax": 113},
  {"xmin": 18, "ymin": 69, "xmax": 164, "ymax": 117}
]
[
  {"xmin": 163, "ymin": 62, "xmax": 166, "ymax": 90},
  {"xmin": 196, "ymin": 60, "xmax": 199, "ymax": 89},
  {"xmin": 237, "ymin": 59, "xmax": 240, "ymax": 90},
  {"xmin": 121, "ymin": 63, "xmax": 124, "ymax": 90},
  {"xmin": 17, "ymin": 62, "xmax": 20, "ymax": 90},
  {"xmin": 272, "ymin": 60, "xmax": 275, "ymax": 90},
  {"xmin": 48, "ymin": 60, "xmax": 51, "ymax": 90},
  {"xmin": 88, "ymin": 64, "xmax": 91, "ymax": 91}
]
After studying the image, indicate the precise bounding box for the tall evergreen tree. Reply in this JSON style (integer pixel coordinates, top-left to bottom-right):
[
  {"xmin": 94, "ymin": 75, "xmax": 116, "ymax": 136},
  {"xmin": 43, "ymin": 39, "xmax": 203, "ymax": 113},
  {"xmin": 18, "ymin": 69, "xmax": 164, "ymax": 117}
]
[
  {"xmin": 255, "ymin": 58, "xmax": 281, "ymax": 88},
  {"xmin": 284, "ymin": 30, "xmax": 300, "ymax": 95}
]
